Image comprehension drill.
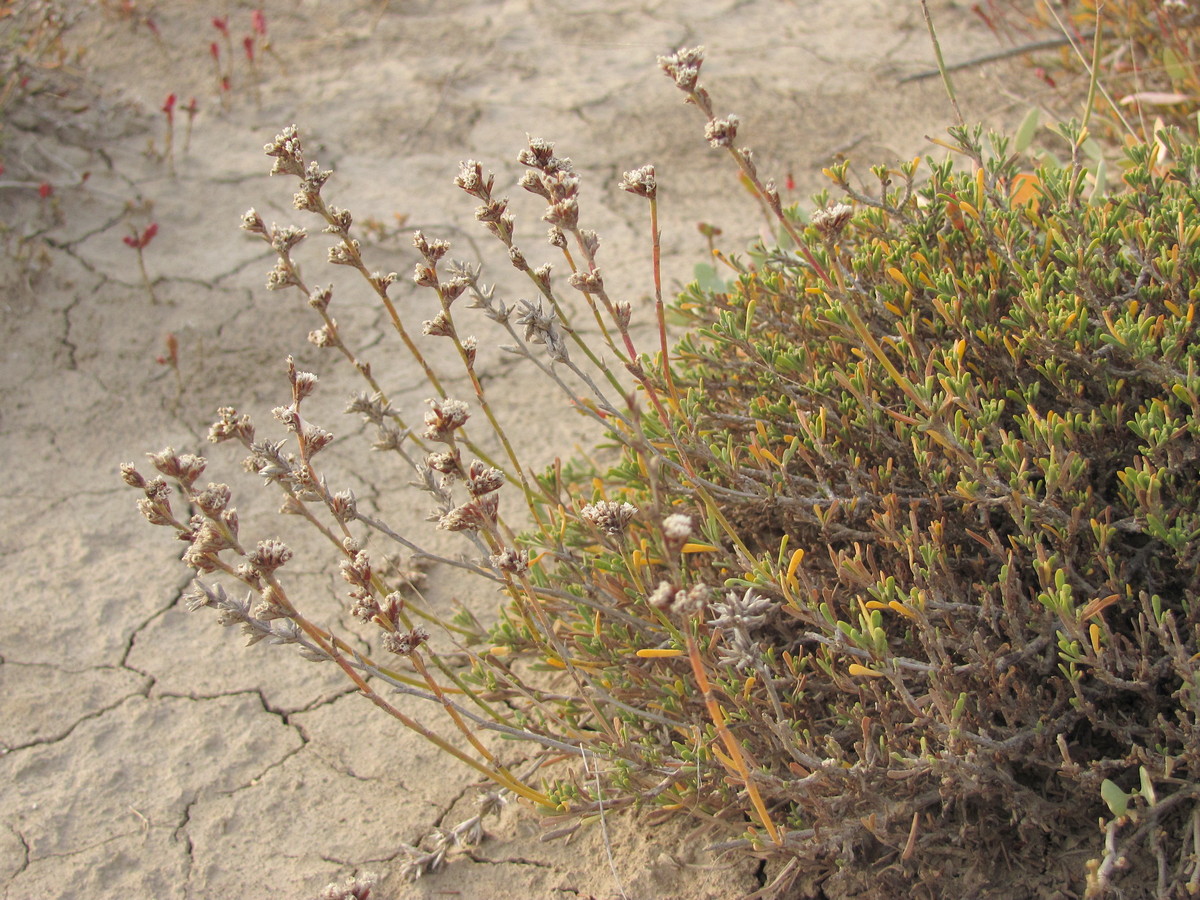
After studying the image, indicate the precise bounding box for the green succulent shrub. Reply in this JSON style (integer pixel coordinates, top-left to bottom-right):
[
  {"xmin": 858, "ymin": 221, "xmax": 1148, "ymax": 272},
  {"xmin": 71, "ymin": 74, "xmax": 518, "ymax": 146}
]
[{"xmin": 499, "ymin": 124, "xmax": 1200, "ymax": 897}]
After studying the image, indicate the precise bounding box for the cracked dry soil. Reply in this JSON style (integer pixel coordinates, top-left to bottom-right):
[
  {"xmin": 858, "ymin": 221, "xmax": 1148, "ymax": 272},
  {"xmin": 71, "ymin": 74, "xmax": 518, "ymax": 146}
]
[{"xmin": 0, "ymin": 1, "xmax": 1038, "ymax": 897}]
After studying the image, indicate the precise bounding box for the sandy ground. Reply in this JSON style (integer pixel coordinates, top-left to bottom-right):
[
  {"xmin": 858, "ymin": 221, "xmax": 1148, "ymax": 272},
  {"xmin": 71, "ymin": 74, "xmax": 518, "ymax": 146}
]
[{"xmin": 0, "ymin": 2, "xmax": 1047, "ymax": 898}]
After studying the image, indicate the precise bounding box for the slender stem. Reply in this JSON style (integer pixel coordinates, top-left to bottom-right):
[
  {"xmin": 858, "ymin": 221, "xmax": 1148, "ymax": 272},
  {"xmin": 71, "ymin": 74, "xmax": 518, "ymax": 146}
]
[
  {"xmin": 919, "ymin": 0, "xmax": 965, "ymax": 129},
  {"xmin": 320, "ymin": 203, "xmax": 447, "ymax": 397},
  {"xmin": 686, "ymin": 635, "xmax": 781, "ymax": 845},
  {"xmin": 898, "ymin": 33, "xmax": 1081, "ymax": 83},
  {"xmin": 432, "ymin": 282, "xmax": 544, "ymax": 526},
  {"xmin": 648, "ymin": 195, "xmax": 680, "ymax": 407},
  {"xmin": 555, "ymin": 243, "xmax": 629, "ymax": 368},
  {"xmin": 256, "ymin": 230, "xmax": 416, "ymax": 440},
  {"xmin": 136, "ymin": 247, "xmax": 158, "ymax": 304},
  {"xmin": 409, "ymin": 650, "xmax": 497, "ymax": 763},
  {"xmin": 257, "ymin": 564, "xmax": 548, "ymax": 806},
  {"xmin": 1041, "ymin": 0, "xmax": 1137, "ymax": 139},
  {"xmin": 1080, "ymin": 3, "xmax": 1104, "ymax": 135}
]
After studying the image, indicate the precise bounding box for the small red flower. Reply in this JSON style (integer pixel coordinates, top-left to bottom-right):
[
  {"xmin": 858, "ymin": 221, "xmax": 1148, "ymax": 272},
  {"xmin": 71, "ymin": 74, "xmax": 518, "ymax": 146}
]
[
  {"xmin": 243, "ymin": 35, "xmax": 255, "ymax": 62},
  {"xmin": 38, "ymin": 182, "xmax": 52, "ymax": 199},
  {"xmin": 124, "ymin": 222, "xmax": 158, "ymax": 249},
  {"xmin": 251, "ymin": 10, "xmax": 267, "ymax": 35},
  {"xmin": 162, "ymin": 92, "xmax": 176, "ymax": 120},
  {"xmin": 209, "ymin": 41, "xmax": 220, "ymax": 60},
  {"xmin": 211, "ymin": 16, "xmax": 229, "ymax": 37},
  {"xmin": 156, "ymin": 332, "xmax": 179, "ymax": 366}
]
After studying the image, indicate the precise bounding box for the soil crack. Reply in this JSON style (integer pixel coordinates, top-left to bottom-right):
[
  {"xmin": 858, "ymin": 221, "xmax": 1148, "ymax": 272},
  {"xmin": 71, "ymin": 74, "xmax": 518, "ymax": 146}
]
[{"xmin": 3, "ymin": 681, "xmax": 151, "ymax": 755}]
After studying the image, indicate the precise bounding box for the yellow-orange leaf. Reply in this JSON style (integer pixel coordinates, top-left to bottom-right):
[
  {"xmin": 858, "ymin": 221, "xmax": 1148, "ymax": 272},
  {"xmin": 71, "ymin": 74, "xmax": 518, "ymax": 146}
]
[
  {"xmin": 849, "ymin": 663, "xmax": 885, "ymax": 678},
  {"xmin": 1009, "ymin": 172, "xmax": 1042, "ymax": 211},
  {"xmin": 1080, "ymin": 594, "xmax": 1120, "ymax": 620},
  {"xmin": 786, "ymin": 548, "xmax": 805, "ymax": 581}
]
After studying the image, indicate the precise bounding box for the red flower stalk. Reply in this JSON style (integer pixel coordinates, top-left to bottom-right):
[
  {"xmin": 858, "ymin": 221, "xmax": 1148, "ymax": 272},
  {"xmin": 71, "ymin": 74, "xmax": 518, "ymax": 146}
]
[
  {"xmin": 251, "ymin": 10, "xmax": 267, "ymax": 36},
  {"xmin": 211, "ymin": 16, "xmax": 229, "ymax": 37},
  {"xmin": 181, "ymin": 97, "xmax": 198, "ymax": 156},
  {"xmin": 159, "ymin": 94, "xmax": 177, "ymax": 171},
  {"xmin": 124, "ymin": 223, "xmax": 160, "ymax": 303},
  {"xmin": 156, "ymin": 331, "xmax": 184, "ymax": 404},
  {"xmin": 156, "ymin": 332, "xmax": 179, "ymax": 367}
]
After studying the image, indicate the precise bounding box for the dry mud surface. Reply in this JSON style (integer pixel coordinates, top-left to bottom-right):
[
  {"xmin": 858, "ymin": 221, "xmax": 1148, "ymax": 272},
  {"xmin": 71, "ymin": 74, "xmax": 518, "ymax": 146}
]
[{"xmin": 0, "ymin": 2, "xmax": 1043, "ymax": 897}]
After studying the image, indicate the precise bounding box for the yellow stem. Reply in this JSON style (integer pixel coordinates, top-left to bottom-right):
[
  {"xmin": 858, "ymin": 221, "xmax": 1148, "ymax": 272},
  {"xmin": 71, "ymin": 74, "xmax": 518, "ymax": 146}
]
[{"xmin": 686, "ymin": 635, "xmax": 781, "ymax": 845}]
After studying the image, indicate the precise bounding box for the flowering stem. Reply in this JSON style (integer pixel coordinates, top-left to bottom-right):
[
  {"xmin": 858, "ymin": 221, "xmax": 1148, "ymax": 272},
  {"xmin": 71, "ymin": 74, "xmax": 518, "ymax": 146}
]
[
  {"xmin": 409, "ymin": 650, "xmax": 497, "ymax": 763},
  {"xmin": 205, "ymin": 520, "xmax": 549, "ymax": 805},
  {"xmin": 247, "ymin": 224, "xmax": 418, "ymax": 441},
  {"xmin": 135, "ymin": 245, "xmax": 158, "ymax": 304},
  {"xmin": 435, "ymin": 287, "xmax": 542, "ymax": 525},
  {"xmin": 321, "ymin": 220, "xmax": 447, "ymax": 398},
  {"xmin": 295, "ymin": 605, "xmax": 548, "ymax": 806},
  {"xmin": 182, "ymin": 99, "xmax": 197, "ymax": 156}
]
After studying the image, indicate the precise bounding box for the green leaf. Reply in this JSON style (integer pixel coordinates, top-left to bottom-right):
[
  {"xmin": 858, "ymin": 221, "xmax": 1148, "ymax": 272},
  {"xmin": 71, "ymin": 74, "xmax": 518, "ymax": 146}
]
[
  {"xmin": 1139, "ymin": 766, "xmax": 1157, "ymax": 806},
  {"xmin": 1088, "ymin": 158, "xmax": 1107, "ymax": 203},
  {"xmin": 1100, "ymin": 779, "xmax": 1129, "ymax": 817},
  {"xmin": 693, "ymin": 262, "xmax": 727, "ymax": 294},
  {"xmin": 1015, "ymin": 107, "xmax": 1040, "ymax": 153},
  {"xmin": 1163, "ymin": 47, "xmax": 1188, "ymax": 85}
]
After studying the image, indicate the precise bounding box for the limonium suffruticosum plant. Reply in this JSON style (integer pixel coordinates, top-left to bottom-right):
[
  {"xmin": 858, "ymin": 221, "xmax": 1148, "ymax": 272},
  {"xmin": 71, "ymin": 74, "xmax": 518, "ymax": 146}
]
[{"xmin": 126, "ymin": 40, "xmax": 1200, "ymax": 897}]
